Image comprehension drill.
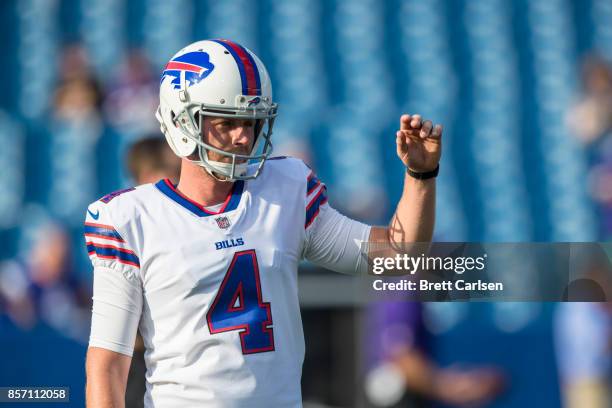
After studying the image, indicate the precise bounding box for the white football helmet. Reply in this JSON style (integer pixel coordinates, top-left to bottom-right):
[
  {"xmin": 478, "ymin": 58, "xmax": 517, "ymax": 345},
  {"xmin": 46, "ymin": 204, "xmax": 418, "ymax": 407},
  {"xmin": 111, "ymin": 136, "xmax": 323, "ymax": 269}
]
[{"xmin": 156, "ymin": 39, "xmax": 277, "ymax": 181}]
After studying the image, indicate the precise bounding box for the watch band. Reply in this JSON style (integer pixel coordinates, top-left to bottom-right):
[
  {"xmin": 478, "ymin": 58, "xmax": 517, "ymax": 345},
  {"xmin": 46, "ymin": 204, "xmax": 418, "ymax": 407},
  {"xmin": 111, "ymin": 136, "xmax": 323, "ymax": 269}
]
[{"xmin": 406, "ymin": 164, "xmax": 439, "ymax": 180}]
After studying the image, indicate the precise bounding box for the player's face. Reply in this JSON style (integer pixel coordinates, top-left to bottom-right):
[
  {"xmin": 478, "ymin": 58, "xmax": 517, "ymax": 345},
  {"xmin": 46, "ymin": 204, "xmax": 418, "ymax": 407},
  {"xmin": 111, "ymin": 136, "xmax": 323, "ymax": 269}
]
[{"xmin": 201, "ymin": 116, "xmax": 256, "ymax": 163}]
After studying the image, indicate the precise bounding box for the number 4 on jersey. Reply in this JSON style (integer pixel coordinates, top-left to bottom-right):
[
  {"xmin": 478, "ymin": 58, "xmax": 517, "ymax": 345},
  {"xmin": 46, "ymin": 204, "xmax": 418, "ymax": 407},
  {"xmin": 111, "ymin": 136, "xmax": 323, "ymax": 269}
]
[{"xmin": 206, "ymin": 250, "xmax": 275, "ymax": 354}]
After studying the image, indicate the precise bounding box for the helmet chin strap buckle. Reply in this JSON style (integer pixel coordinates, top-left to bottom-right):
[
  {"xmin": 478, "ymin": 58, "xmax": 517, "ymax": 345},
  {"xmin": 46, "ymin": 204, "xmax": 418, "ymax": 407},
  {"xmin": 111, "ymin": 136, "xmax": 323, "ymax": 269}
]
[
  {"xmin": 201, "ymin": 154, "xmax": 249, "ymax": 182},
  {"xmin": 204, "ymin": 167, "xmax": 233, "ymax": 182}
]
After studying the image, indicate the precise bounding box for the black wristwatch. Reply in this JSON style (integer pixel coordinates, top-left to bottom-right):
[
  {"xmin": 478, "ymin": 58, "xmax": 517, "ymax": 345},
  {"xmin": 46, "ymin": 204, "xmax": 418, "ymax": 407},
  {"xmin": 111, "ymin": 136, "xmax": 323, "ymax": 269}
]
[{"xmin": 406, "ymin": 164, "xmax": 439, "ymax": 180}]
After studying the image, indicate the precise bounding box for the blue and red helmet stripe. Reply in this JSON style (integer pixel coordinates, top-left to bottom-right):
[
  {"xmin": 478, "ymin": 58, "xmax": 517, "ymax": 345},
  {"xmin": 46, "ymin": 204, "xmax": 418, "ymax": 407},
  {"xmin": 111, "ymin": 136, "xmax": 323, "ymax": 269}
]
[{"xmin": 211, "ymin": 39, "xmax": 261, "ymax": 96}]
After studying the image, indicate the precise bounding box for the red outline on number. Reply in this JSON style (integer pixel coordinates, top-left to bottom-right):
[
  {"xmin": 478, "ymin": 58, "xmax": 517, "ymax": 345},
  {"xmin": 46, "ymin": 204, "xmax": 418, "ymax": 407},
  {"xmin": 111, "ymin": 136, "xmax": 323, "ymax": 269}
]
[
  {"xmin": 206, "ymin": 249, "xmax": 275, "ymax": 354},
  {"xmin": 227, "ymin": 282, "xmax": 245, "ymax": 312}
]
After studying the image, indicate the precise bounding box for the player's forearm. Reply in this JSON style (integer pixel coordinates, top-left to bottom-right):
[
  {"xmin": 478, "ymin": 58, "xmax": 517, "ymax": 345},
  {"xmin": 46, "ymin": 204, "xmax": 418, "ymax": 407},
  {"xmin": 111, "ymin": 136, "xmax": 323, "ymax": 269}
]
[
  {"xmin": 86, "ymin": 368, "xmax": 126, "ymax": 408},
  {"xmin": 86, "ymin": 349, "xmax": 130, "ymax": 408},
  {"xmin": 86, "ymin": 373, "xmax": 125, "ymax": 408},
  {"xmin": 388, "ymin": 174, "xmax": 436, "ymax": 244}
]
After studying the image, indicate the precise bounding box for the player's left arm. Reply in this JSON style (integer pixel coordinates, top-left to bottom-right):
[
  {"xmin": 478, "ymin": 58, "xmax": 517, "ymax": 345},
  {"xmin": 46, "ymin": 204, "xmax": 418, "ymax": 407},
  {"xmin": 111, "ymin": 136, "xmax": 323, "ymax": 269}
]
[{"xmin": 370, "ymin": 114, "xmax": 442, "ymax": 246}]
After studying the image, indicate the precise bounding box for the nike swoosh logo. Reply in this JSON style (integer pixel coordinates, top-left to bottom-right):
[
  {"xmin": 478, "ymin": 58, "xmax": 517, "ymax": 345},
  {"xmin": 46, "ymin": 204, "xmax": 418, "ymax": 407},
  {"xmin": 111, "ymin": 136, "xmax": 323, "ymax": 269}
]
[{"xmin": 88, "ymin": 209, "xmax": 100, "ymax": 220}]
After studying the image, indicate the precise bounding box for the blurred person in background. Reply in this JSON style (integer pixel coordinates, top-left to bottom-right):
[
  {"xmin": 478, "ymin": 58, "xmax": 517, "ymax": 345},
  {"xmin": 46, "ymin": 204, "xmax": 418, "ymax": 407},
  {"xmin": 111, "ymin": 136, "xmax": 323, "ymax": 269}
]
[
  {"xmin": 58, "ymin": 44, "xmax": 94, "ymax": 83},
  {"xmin": 556, "ymin": 55, "xmax": 612, "ymax": 408},
  {"xmin": 0, "ymin": 221, "xmax": 90, "ymax": 340},
  {"xmin": 566, "ymin": 55, "xmax": 612, "ymax": 239},
  {"xmin": 53, "ymin": 45, "xmax": 104, "ymax": 124},
  {"xmin": 103, "ymin": 49, "xmax": 159, "ymax": 142},
  {"xmin": 555, "ymin": 248, "xmax": 612, "ymax": 408},
  {"xmin": 53, "ymin": 76, "xmax": 103, "ymax": 122},
  {"xmin": 566, "ymin": 55, "xmax": 612, "ymax": 145},
  {"xmin": 103, "ymin": 49, "xmax": 163, "ymax": 187},
  {"xmin": 555, "ymin": 302, "xmax": 612, "ymax": 408},
  {"xmin": 365, "ymin": 302, "xmax": 505, "ymax": 407},
  {"xmin": 125, "ymin": 135, "xmax": 181, "ymax": 185},
  {"xmin": 47, "ymin": 45, "xmax": 105, "ymax": 224},
  {"xmin": 122, "ymin": 135, "xmax": 181, "ymax": 408}
]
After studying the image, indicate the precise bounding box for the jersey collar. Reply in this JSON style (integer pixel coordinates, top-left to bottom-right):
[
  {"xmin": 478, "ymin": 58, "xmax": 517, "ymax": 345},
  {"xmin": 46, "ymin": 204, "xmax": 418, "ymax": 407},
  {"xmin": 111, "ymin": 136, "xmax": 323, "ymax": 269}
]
[{"xmin": 155, "ymin": 178, "xmax": 245, "ymax": 217}]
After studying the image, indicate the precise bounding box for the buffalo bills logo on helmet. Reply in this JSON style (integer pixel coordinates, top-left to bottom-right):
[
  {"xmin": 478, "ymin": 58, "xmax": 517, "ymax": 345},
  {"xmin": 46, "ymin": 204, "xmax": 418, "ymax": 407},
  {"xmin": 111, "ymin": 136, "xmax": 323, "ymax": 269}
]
[
  {"xmin": 247, "ymin": 96, "xmax": 261, "ymax": 107},
  {"xmin": 161, "ymin": 51, "xmax": 215, "ymax": 90}
]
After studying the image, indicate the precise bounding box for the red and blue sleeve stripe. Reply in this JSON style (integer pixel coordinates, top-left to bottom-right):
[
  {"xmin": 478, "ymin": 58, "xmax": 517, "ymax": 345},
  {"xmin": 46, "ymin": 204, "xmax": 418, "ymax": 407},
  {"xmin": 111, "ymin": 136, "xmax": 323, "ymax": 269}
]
[
  {"xmin": 305, "ymin": 186, "xmax": 328, "ymax": 229},
  {"xmin": 84, "ymin": 223, "xmax": 125, "ymax": 242},
  {"xmin": 86, "ymin": 242, "xmax": 140, "ymax": 268},
  {"xmin": 211, "ymin": 39, "xmax": 261, "ymax": 96}
]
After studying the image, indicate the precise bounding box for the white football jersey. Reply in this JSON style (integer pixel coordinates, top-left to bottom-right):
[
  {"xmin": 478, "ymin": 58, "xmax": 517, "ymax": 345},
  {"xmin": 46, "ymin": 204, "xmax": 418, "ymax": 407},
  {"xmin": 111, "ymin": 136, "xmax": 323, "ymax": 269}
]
[{"xmin": 85, "ymin": 157, "xmax": 370, "ymax": 408}]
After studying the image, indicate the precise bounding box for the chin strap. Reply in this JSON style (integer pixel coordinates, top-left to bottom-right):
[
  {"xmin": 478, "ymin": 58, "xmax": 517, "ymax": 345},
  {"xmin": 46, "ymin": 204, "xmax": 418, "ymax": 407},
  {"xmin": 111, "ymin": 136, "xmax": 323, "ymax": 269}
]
[{"xmin": 202, "ymin": 158, "xmax": 248, "ymax": 181}]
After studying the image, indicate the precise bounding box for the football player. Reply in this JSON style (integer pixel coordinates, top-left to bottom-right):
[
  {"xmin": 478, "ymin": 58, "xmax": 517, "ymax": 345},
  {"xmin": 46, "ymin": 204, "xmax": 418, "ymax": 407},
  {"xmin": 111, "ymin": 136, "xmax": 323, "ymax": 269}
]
[
  {"xmin": 85, "ymin": 39, "xmax": 442, "ymax": 408},
  {"xmin": 125, "ymin": 135, "xmax": 181, "ymax": 185}
]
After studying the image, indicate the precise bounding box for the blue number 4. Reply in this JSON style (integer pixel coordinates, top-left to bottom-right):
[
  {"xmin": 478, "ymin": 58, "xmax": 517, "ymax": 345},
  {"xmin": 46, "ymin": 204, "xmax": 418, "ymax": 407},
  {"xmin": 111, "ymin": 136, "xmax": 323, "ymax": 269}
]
[{"xmin": 207, "ymin": 250, "xmax": 275, "ymax": 354}]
